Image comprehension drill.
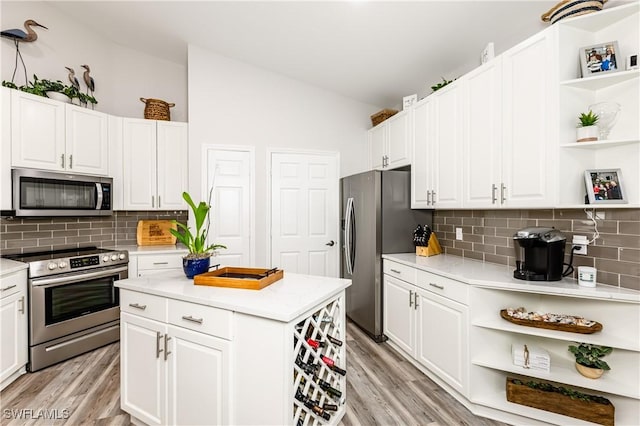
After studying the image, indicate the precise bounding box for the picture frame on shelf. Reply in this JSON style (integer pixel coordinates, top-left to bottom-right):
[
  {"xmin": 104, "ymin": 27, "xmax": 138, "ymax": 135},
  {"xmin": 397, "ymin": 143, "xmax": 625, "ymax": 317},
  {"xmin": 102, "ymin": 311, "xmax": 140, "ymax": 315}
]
[
  {"xmin": 481, "ymin": 42, "xmax": 495, "ymax": 64},
  {"xmin": 402, "ymin": 94, "xmax": 417, "ymax": 110},
  {"xmin": 584, "ymin": 169, "xmax": 627, "ymax": 204},
  {"xmin": 626, "ymin": 53, "xmax": 638, "ymax": 70},
  {"xmin": 579, "ymin": 41, "xmax": 621, "ymax": 77}
]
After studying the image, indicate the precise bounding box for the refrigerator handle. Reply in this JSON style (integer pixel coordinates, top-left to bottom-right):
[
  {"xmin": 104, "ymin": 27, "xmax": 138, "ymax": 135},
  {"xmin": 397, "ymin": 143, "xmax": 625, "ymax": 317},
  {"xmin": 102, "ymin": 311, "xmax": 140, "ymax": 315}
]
[{"xmin": 344, "ymin": 197, "xmax": 354, "ymax": 275}]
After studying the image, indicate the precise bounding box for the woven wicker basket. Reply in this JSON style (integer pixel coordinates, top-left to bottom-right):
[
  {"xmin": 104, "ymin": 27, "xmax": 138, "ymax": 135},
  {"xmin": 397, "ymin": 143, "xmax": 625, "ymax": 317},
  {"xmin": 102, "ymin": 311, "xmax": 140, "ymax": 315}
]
[
  {"xmin": 541, "ymin": 0, "xmax": 607, "ymax": 24},
  {"xmin": 140, "ymin": 97, "xmax": 175, "ymax": 121},
  {"xmin": 370, "ymin": 109, "xmax": 399, "ymax": 127}
]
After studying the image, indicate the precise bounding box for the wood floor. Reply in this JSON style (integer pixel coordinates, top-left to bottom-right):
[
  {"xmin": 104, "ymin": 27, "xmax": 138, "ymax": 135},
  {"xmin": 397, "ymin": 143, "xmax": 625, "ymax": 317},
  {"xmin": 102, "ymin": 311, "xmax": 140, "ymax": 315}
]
[{"xmin": 1, "ymin": 321, "xmax": 507, "ymax": 426}]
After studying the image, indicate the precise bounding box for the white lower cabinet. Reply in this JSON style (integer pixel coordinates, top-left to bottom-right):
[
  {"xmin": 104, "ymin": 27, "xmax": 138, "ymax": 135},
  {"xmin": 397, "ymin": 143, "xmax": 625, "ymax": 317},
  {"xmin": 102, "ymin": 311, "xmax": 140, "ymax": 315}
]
[
  {"xmin": 383, "ymin": 261, "xmax": 468, "ymax": 395},
  {"xmin": 0, "ymin": 268, "xmax": 28, "ymax": 391},
  {"xmin": 120, "ymin": 291, "xmax": 230, "ymax": 426},
  {"xmin": 127, "ymin": 250, "xmax": 187, "ymax": 278}
]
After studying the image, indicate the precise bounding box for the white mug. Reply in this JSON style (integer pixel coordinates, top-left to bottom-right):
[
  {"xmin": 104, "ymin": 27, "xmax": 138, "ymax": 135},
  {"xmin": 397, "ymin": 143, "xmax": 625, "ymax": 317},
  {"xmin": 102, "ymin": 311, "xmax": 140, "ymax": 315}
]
[{"xmin": 578, "ymin": 266, "xmax": 597, "ymax": 288}]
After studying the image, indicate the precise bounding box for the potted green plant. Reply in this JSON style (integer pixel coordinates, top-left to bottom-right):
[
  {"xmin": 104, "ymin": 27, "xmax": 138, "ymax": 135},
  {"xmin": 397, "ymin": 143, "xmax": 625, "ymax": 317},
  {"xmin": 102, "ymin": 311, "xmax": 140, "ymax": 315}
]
[
  {"xmin": 568, "ymin": 342, "xmax": 612, "ymax": 379},
  {"xmin": 576, "ymin": 110, "xmax": 599, "ymax": 142},
  {"xmin": 169, "ymin": 191, "xmax": 226, "ymax": 279},
  {"xmin": 430, "ymin": 77, "xmax": 455, "ymax": 92},
  {"xmin": 2, "ymin": 75, "xmax": 98, "ymax": 107}
]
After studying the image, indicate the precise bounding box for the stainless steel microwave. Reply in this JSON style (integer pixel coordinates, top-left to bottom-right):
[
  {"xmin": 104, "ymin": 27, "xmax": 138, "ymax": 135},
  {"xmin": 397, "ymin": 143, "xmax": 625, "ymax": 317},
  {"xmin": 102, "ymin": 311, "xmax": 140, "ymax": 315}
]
[{"xmin": 12, "ymin": 168, "xmax": 113, "ymax": 217}]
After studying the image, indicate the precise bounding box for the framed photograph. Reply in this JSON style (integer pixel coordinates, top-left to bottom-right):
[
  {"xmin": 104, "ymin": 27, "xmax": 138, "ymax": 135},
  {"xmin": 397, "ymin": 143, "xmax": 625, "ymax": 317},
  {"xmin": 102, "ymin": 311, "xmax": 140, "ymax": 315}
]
[
  {"xmin": 402, "ymin": 94, "xmax": 417, "ymax": 110},
  {"xmin": 627, "ymin": 53, "xmax": 638, "ymax": 70},
  {"xmin": 481, "ymin": 42, "xmax": 495, "ymax": 64},
  {"xmin": 580, "ymin": 41, "xmax": 621, "ymax": 77},
  {"xmin": 584, "ymin": 169, "xmax": 627, "ymax": 204}
]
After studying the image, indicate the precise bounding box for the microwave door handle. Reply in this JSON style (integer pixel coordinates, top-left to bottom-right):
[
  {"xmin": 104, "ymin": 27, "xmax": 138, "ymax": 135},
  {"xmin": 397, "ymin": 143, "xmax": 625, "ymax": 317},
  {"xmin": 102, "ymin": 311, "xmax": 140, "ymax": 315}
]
[{"xmin": 95, "ymin": 183, "xmax": 103, "ymax": 210}]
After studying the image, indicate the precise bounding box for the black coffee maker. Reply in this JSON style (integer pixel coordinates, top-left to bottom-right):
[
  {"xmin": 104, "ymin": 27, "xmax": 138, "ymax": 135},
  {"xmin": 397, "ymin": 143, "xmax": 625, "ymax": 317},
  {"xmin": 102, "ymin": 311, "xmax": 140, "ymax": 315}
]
[{"xmin": 513, "ymin": 227, "xmax": 566, "ymax": 281}]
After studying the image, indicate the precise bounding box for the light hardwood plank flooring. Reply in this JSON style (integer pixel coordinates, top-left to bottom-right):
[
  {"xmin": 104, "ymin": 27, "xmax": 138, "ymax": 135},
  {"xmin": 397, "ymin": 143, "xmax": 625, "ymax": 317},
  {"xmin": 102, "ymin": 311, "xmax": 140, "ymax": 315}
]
[{"xmin": 1, "ymin": 321, "xmax": 508, "ymax": 426}]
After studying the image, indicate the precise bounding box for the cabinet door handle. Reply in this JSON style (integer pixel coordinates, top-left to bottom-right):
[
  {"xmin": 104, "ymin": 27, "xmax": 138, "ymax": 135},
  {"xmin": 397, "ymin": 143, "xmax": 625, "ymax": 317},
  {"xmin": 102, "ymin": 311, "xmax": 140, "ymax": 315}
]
[
  {"xmin": 156, "ymin": 331, "xmax": 163, "ymax": 359},
  {"xmin": 164, "ymin": 335, "xmax": 171, "ymax": 361},
  {"xmin": 61, "ymin": 154, "xmax": 65, "ymax": 168},
  {"xmin": 19, "ymin": 296, "xmax": 25, "ymax": 314},
  {"xmin": 409, "ymin": 290, "xmax": 414, "ymax": 307},
  {"xmin": 491, "ymin": 184, "xmax": 497, "ymax": 204},
  {"xmin": 158, "ymin": 195, "xmax": 161, "ymax": 208},
  {"xmin": 429, "ymin": 283, "xmax": 444, "ymax": 290},
  {"xmin": 128, "ymin": 303, "xmax": 147, "ymax": 310},
  {"xmin": 414, "ymin": 292, "xmax": 419, "ymax": 309},
  {"xmin": 69, "ymin": 154, "xmax": 73, "ymax": 169},
  {"xmin": 501, "ymin": 183, "xmax": 506, "ymax": 203},
  {"xmin": 1, "ymin": 284, "xmax": 17, "ymax": 292},
  {"xmin": 431, "ymin": 190, "xmax": 436, "ymax": 205},
  {"xmin": 426, "ymin": 190, "xmax": 431, "ymax": 205},
  {"xmin": 390, "ymin": 268, "xmax": 401, "ymax": 274},
  {"xmin": 181, "ymin": 315, "xmax": 204, "ymax": 325},
  {"xmin": 151, "ymin": 196, "xmax": 155, "ymax": 208}
]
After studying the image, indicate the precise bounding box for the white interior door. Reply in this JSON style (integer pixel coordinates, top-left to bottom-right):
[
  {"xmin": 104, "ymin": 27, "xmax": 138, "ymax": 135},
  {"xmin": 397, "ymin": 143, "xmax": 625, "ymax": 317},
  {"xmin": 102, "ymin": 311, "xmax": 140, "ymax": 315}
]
[
  {"xmin": 270, "ymin": 151, "xmax": 339, "ymax": 277},
  {"xmin": 205, "ymin": 147, "xmax": 254, "ymax": 267}
]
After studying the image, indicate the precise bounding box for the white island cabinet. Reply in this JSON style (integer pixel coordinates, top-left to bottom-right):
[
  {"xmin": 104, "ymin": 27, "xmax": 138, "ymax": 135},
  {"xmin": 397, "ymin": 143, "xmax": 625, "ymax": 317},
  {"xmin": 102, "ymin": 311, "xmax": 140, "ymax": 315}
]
[
  {"xmin": 382, "ymin": 253, "xmax": 640, "ymax": 426},
  {"xmin": 116, "ymin": 271, "xmax": 350, "ymax": 426}
]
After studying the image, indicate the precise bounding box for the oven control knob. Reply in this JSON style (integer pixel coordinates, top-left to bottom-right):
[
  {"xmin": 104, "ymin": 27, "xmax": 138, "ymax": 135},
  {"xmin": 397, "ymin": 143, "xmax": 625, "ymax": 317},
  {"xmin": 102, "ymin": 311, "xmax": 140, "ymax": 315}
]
[
  {"xmin": 111, "ymin": 254, "xmax": 118, "ymax": 261},
  {"xmin": 48, "ymin": 262, "xmax": 57, "ymax": 270},
  {"xmin": 58, "ymin": 261, "xmax": 67, "ymax": 269},
  {"xmin": 118, "ymin": 253, "xmax": 126, "ymax": 260},
  {"xmin": 103, "ymin": 255, "xmax": 110, "ymax": 262}
]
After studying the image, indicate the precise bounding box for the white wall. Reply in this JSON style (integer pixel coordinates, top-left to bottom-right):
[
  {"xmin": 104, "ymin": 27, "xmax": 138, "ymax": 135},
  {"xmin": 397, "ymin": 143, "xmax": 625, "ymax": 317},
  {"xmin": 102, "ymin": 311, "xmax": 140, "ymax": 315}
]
[
  {"xmin": 1, "ymin": 1, "xmax": 187, "ymax": 121},
  {"xmin": 188, "ymin": 44, "xmax": 377, "ymax": 266}
]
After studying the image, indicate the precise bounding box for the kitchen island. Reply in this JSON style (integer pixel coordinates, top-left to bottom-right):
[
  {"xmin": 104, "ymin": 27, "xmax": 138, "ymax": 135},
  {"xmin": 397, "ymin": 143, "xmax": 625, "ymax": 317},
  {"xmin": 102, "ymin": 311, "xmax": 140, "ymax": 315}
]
[{"xmin": 116, "ymin": 270, "xmax": 351, "ymax": 426}]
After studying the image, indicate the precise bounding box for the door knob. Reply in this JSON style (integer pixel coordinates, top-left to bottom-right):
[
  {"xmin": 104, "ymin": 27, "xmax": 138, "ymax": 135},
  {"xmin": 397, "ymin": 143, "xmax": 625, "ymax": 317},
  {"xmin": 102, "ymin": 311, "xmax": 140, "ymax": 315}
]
[{"xmin": 326, "ymin": 240, "xmax": 335, "ymax": 246}]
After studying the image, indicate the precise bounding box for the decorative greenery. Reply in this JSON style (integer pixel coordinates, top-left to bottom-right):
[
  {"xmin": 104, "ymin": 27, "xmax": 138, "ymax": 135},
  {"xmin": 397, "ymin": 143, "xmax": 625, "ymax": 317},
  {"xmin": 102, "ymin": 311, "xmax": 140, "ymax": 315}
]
[
  {"xmin": 169, "ymin": 191, "xmax": 226, "ymax": 258},
  {"xmin": 430, "ymin": 77, "xmax": 455, "ymax": 92},
  {"xmin": 510, "ymin": 378, "xmax": 611, "ymax": 405},
  {"xmin": 578, "ymin": 110, "xmax": 599, "ymax": 127},
  {"xmin": 2, "ymin": 75, "xmax": 97, "ymax": 105},
  {"xmin": 568, "ymin": 343, "xmax": 612, "ymax": 370}
]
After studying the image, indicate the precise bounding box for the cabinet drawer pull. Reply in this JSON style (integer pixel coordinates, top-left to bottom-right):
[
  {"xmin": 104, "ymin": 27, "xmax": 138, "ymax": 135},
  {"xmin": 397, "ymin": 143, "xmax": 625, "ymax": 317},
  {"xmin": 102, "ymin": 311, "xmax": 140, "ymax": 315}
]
[
  {"xmin": 153, "ymin": 262, "xmax": 169, "ymax": 265},
  {"xmin": 409, "ymin": 290, "xmax": 414, "ymax": 307},
  {"xmin": 390, "ymin": 269, "xmax": 401, "ymax": 274},
  {"xmin": 1, "ymin": 284, "xmax": 17, "ymax": 292},
  {"xmin": 164, "ymin": 335, "xmax": 171, "ymax": 361},
  {"xmin": 156, "ymin": 331, "xmax": 163, "ymax": 358},
  {"xmin": 128, "ymin": 303, "xmax": 147, "ymax": 310},
  {"xmin": 182, "ymin": 315, "xmax": 204, "ymax": 325},
  {"xmin": 429, "ymin": 283, "xmax": 444, "ymax": 290}
]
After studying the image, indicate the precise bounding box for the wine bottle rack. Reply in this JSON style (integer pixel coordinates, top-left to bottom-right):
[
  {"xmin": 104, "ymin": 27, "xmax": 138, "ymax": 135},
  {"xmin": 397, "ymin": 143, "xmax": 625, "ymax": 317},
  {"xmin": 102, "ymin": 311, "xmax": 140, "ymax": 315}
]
[{"xmin": 292, "ymin": 294, "xmax": 346, "ymax": 425}]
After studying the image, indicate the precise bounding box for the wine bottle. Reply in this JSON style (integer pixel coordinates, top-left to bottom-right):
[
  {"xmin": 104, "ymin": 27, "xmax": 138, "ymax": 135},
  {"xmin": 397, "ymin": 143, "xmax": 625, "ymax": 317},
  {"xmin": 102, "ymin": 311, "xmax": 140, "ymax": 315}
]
[
  {"xmin": 313, "ymin": 376, "xmax": 342, "ymax": 398},
  {"xmin": 306, "ymin": 338, "xmax": 327, "ymax": 349},
  {"xmin": 296, "ymin": 388, "xmax": 331, "ymax": 420},
  {"xmin": 296, "ymin": 359, "xmax": 319, "ymax": 375},
  {"xmin": 322, "ymin": 403, "xmax": 338, "ymax": 411},
  {"xmin": 328, "ymin": 363, "xmax": 347, "ymax": 376},
  {"xmin": 326, "ymin": 335, "xmax": 343, "ymax": 347}
]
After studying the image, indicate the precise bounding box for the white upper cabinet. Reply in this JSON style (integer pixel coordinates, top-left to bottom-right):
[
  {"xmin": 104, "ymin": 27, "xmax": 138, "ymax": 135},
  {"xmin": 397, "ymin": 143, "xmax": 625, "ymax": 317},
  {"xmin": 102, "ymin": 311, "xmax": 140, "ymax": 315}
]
[
  {"xmin": 1, "ymin": 87, "xmax": 12, "ymax": 211},
  {"xmin": 368, "ymin": 109, "xmax": 412, "ymax": 170},
  {"xmin": 411, "ymin": 97, "xmax": 434, "ymax": 208},
  {"xmin": 501, "ymin": 30, "xmax": 558, "ymax": 208},
  {"xmin": 122, "ymin": 118, "xmax": 187, "ymax": 210},
  {"xmin": 10, "ymin": 90, "xmax": 109, "ymax": 175}
]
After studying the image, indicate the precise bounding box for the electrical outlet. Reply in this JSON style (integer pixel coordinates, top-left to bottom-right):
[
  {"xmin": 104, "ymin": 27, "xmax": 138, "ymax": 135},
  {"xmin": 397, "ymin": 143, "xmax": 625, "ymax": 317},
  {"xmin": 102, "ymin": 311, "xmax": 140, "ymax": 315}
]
[
  {"xmin": 455, "ymin": 228, "xmax": 463, "ymax": 241},
  {"xmin": 572, "ymin": 235, "xmax": 588, "ymax": 255}
]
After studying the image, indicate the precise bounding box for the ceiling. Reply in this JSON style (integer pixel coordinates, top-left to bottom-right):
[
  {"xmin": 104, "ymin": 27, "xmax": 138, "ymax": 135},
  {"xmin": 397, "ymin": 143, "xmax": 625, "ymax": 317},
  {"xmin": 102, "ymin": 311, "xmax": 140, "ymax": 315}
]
[{"xmin": 48, "ymin": 1, "xmax": 595, "ymax": 107}]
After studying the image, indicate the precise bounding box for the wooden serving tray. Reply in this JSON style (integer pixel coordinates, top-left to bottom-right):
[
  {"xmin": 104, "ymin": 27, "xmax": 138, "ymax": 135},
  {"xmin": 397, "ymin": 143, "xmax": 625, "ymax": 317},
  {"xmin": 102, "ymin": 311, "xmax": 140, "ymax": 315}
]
[
  {"xmin": 500, "ymin": 310, "xmax": 603, "ymax": 334},
  {"xmin": 136, "ymin": 220, "xmax": 177, "ymax": 246},
  {"xmin": 194, "ymin": 267, "xmax": 284, "ymax": 290}
]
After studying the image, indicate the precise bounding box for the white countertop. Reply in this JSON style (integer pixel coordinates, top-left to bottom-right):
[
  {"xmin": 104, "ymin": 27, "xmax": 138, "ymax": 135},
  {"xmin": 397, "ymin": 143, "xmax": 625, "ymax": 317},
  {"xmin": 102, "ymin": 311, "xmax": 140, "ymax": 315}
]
[
  {"xmin": 116, "ymin": 271, "xmax": 351, "ymax": 322},
  {"xmin": 108, "ymin": 244, "xmax": 189, "ymax": 255},
  {"xmin": 383, "ymin": 253, "xmax": 640, "ymax": 303},
  {"xmin": 0, "ymin": 258, "xmax": 28, "ymax": 276}
]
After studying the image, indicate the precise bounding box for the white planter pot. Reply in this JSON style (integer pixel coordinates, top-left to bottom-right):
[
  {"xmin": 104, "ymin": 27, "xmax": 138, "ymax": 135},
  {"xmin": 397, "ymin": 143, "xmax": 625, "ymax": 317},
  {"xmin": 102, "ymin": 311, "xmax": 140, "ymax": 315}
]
[
  {"xmin": 45, "ymin": 91, "xmax": 71, "ymax": 103},
  {"xmin": 576, "ymin": 125, "xmax": 599, "ymax": 142}
]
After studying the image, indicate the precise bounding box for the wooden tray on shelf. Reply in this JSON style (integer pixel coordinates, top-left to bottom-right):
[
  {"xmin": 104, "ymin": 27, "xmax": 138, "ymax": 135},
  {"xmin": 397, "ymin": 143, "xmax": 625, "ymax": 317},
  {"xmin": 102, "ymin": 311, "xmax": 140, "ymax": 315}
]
[
  {"xmin": 194, "ymin": 267, "xmax": 283, "ymax": 290},
  {"xmin": 500, "ymin": 310, "xmax": 603, "ymax": 334}
]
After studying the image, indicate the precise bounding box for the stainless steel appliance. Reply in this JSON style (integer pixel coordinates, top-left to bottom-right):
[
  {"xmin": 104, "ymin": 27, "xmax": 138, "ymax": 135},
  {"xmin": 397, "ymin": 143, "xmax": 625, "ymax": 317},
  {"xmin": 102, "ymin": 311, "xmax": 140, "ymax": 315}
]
[
  {"xmin": 12, "ymin": 168, "xmax": 113, "ymax": 217},
  {"xmin": 340, "ymin": 170, "xmax": 432, "ymax": 342},
  {"xmin": 513, "ymin": 227, "xmax": 566, "ymax": 281},
  {"xmin": 3, "ymin": 247, "xmax": 128, "ymax": 371}
]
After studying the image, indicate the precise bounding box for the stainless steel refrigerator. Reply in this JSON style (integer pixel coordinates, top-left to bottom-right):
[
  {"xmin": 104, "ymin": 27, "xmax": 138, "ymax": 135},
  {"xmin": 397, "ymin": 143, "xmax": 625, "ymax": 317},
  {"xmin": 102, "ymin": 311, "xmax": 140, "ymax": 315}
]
[{"xmin": 340, "ymin": 170, "xmax": 433, "ymax": 342}]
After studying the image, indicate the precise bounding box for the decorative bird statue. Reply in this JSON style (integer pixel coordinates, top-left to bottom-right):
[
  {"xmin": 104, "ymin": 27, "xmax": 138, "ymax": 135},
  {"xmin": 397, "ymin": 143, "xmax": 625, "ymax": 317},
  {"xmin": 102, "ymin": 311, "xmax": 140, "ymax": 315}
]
[
  {"xmin": 81, "ymin": 65, "xmax": 95, "ymax": 96},
  {"xmin": 1, "ymin": 20, "xmax": 48, "ymax": 85},
  {"xmin": 65, "ymin": 67, "xmax": 80, "ymax": 92}
]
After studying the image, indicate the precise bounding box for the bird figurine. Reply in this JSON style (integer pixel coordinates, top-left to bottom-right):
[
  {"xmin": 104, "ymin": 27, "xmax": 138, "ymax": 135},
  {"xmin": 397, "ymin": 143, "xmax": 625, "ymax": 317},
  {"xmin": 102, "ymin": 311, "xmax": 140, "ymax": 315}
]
[
  {"xmin": 65, "ymin": 67, "xmax": 80, "ymax": 92},
  {"xmin": 1, "ymin": 19, "xmax": 48, "ymax": 85},
  {"xmin": 81, "ymin": 64, "xmax": 95, "ymax": 96},
  {"xmin": 1, "ymin": 19, "xmax": 47, "ymax": 42}
]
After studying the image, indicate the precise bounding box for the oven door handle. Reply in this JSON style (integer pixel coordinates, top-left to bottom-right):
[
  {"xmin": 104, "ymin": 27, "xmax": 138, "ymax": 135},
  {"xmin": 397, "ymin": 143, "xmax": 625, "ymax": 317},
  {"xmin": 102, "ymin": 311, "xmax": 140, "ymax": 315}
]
[{"xmin": 30, "ymin": 266, "xmax": 129, "ymax": 287}]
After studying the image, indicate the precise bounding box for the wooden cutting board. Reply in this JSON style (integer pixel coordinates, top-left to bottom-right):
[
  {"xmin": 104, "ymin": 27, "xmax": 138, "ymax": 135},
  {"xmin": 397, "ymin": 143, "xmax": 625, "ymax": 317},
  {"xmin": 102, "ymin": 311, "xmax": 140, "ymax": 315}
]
[{"xmin": 136, "ymin": 220, "xmax": 177, "ymax": 246}]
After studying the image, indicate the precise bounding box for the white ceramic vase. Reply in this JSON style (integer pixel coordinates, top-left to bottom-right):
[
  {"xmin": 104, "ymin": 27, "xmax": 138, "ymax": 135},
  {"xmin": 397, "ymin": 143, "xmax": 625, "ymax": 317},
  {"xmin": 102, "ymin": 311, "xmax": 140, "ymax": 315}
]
[
  {"xmin": 46, "ymin": 91, "xmax": 71, "ymax": 103},
  {"xmin": 576, "ymin": 125, "xmax": 599, "ymax": 142}
]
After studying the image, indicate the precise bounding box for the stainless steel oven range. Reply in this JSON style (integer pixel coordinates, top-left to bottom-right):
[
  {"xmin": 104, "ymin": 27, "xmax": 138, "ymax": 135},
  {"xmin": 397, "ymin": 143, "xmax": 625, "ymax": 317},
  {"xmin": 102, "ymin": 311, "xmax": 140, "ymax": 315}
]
[{"xmin": 3, "ymin": 247, "xmax": 128, "ymax": 372}]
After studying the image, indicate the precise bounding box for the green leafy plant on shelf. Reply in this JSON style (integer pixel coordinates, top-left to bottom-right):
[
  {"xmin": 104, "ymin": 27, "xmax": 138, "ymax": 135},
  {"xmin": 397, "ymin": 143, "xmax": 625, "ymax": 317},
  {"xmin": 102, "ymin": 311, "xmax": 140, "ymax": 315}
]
[
  {"xmin": 568, "ymin": 343, "xmax": 612, "ymax": 370},
  {"xmin": 2, "ymin": 75, "xmax": 97, "ymax": 105},
  {"xmin": 430, "ymin": 77, "xmax": 455, "ymax": 92},
  {"xmin": 169, "ymin": 191, "xmax": 226, "ymax": 259},
  {"xmin": 577, "ymin": 110, "xmax": 599, "ymax": 127},
  {"xmin": 510, "ymin": 378, "xmax": 611, "ymax": 405}
]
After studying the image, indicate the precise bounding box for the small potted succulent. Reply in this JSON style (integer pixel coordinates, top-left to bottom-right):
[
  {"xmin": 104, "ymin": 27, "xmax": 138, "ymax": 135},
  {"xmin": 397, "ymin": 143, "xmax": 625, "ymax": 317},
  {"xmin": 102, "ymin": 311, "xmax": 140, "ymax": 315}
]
[
  {"xmin": 568, "ymin": 343, "xmax": 612, "ymax": 379},
  {"xmin": 169, "ymin": 191, "xmax": 226, "ymax": 279},
  {"xmin": 576, "ymin": 110, "xmax": 599, "ymax": 142}
]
